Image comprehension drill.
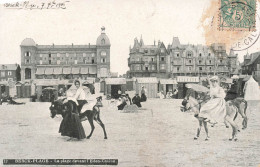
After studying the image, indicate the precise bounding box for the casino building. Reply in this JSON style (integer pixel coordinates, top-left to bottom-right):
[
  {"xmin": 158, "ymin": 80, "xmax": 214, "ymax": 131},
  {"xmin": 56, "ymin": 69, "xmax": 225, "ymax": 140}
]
[{"xmin": 20, "ymin": 27, "xmax": 111, "ymax": 82}]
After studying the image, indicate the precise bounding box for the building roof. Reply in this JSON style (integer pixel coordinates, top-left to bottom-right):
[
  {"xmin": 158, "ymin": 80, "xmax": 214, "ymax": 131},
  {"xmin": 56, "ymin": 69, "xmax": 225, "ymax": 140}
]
[
  {"xmin": 0, "ymin": 64, "xmax": 18, "ymax": 70},
  {"xmin": 136, "ymin": 77, "xmax": 158, "ymax": 84},
  {"xmin": 171, "ymin": 37, "xmax": 181, "ymax": 48},
  {"xmin": 96, "ymin": 27, "xmax": 110, "ymax": 46},
  {"xmin": 21, "ymin": 38, "xmax": 36, "ymax": 46},
  {"xmin": 105, "ymin": 78, "xmax": 126, "ymax": 85}
]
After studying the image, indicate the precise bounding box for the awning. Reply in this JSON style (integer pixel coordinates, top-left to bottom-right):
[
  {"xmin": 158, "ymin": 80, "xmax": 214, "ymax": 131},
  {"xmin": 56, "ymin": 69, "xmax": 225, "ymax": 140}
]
[
  {"xmin": 45, "ymin": 68, "xmax": 54, "ymax": 75},
  {"xmin": 89, "ymin": 66, "xmax": 97, "ymax": 74},
  {"xmin": 63, "ymin": 67, "xmax": 71, "ymax": 74},
  {"xmin": 71, "ymin": 67, "xmax": 80, "ymax": 74},
  {"xmin": 160, "ymin": 79, "xmax": 177, "ymax": 85},
  {"xmin": 53, "ymin": 68, "xmax": 62, "ymax": 75},
  {"xmin": 81, "ymin": 67, "xmax": 88, "ymax": 74},
  {"xmin": 136, "ymin": 77, "xmax": 158, "ymax": 84},
  {"xmin": 177, "ymin": 76, "xmax": 199, "ymax": 83},
  {"xmin": 105, "ymin": 78, "xmax": 126, "ymax": 85},
  {"xmin": 35, "ymin": 68, "xmax": 45, "ymax": 75}
]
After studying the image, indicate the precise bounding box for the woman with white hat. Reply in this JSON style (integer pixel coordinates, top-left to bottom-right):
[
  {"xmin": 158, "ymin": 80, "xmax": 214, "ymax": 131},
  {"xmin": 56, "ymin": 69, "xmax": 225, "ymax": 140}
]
[{"xmin": 198, "ymin": 76, "xmax": 226, "ymax": 124}]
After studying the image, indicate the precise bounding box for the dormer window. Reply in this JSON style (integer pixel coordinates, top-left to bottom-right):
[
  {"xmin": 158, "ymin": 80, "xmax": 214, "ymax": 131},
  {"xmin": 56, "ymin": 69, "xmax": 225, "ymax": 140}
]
[
  {"xmin": 199, "ymin": 53, "xmax": 202, "ymax": 57},
  {"xmin": 49, "ymin": 54, "xmax": 51, "ymax": 58},
  {"xmin": 161, "ymin": 57, "xmax": 165, "ymax": 61},
  {"xmin": 208, "ymin": 53, "xmax": 211, "ymax": 56},
  {"xmin": 101, "ymin": 39, "xmax": 105, "ymax": 45}
]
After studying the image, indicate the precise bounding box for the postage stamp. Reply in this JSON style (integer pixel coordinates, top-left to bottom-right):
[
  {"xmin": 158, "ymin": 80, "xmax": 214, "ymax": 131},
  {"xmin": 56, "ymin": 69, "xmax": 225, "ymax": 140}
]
[{"xmin": 219, "ymin": 0, "xmax": 256, "ymax": 31}]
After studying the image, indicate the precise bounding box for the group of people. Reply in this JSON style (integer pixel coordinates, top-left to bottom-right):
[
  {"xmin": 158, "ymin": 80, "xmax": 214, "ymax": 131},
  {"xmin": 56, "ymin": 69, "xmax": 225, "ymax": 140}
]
[
  {"xmin": 58, "ymin": 80, "xmax": 93, "ymax": 140},
  {"xmin": 158, "ymin": 89, "xmax": 178, "ymax": 99},
  {"xmin": 117, "ymin": 86, "xmax": 147, "ymax": 110}
]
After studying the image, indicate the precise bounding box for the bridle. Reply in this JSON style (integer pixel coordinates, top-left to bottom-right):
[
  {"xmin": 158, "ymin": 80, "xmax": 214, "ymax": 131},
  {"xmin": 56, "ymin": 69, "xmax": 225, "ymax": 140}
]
[{"xmin": 183, "ymin": 95, "xmax": 211, "ymax": 111}]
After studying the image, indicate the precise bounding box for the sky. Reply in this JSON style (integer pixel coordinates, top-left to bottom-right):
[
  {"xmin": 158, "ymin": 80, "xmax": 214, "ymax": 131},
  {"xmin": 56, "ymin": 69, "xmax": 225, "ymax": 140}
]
[{"xmin": 0, "ymin": 0, "xmax": 259, "ymax": 75}]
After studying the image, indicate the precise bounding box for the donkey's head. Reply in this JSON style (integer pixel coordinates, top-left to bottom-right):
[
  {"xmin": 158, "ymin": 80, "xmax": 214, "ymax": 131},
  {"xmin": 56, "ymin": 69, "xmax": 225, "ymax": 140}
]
[{"xmin": 95, "ymin": 96, "xmax": 103, "ymax": 107}]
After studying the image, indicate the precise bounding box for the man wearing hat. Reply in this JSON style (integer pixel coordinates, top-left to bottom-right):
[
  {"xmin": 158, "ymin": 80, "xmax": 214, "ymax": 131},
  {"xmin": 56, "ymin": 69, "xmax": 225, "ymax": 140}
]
[
  {"xmin": 132, "ymin": 93, "xmax": 142, "ymax": 108},
  {"xmin": 197, "ymin": 76, "xmax": 226, "ymax": 124}
]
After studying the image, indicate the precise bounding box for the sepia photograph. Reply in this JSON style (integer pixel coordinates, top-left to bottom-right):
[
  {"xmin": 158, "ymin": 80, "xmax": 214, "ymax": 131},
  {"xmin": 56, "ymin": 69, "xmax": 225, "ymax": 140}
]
[{"xmin": 0, "ymin": 0, "xmax": 260, "ymax": 166}]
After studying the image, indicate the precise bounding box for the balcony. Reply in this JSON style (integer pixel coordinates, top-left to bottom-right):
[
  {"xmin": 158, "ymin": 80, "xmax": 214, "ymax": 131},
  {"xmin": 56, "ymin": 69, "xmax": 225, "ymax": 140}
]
[
  {"xmin": 172, "ymin": 60, "xmax": 182, "ymax": 66},
  {"xmin": 128, "ymin": 60, "xmax": 145, "ymax": 66}
]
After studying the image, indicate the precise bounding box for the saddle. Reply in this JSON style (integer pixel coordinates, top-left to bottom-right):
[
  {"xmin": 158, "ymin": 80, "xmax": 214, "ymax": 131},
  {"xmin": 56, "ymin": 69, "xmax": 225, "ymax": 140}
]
[{"xmin": 77, "ymin": 100, "xmax": 88, "ymax": 113}]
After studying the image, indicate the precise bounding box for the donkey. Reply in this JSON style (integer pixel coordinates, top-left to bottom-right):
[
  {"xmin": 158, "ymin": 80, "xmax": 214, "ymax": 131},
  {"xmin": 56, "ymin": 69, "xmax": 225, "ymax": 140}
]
[
  {"xmin": 181, "ymin": 93, "xmax": 241, "ymax": 141},
  {"xmin": 50, "ymin": 97, "xmax": 107, "ymax": 139}
]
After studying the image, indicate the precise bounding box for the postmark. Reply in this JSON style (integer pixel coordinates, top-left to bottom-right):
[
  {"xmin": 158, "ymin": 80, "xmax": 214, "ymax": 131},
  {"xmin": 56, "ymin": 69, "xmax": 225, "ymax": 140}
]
[{"xmin": 219, "ymin": 0, "xmax": 256, "ymax": 31}]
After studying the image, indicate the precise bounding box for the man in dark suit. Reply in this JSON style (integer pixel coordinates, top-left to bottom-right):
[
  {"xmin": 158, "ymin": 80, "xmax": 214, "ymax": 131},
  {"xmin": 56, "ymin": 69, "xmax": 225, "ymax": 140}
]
[{"xmin": 132, "ymin": 93, "xmax": 142, "ymax": 108}]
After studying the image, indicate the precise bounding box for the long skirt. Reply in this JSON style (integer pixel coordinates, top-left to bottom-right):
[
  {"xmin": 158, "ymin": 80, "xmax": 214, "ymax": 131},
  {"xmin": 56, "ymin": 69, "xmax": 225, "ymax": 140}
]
[
  {"xmin": 141, "ymin": 94, "xmax": 147, "ymax": 102},
  {"xmin": 59, "ymin": 113, "xmax": 86, "ymax": 139},
  {"xmin": 198, "ymin": 97, "xmax": 226, "ymax": 124}
]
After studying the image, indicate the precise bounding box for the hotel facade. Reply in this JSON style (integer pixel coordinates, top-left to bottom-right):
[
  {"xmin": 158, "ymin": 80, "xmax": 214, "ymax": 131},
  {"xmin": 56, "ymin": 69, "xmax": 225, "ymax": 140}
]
[
  {"xmin": 20, "ymin": 27, "xmax": 111, "ymax": 82},
  {"xmin": 127, "ymin": 37, "xmax": 239, "ymax": 78}
]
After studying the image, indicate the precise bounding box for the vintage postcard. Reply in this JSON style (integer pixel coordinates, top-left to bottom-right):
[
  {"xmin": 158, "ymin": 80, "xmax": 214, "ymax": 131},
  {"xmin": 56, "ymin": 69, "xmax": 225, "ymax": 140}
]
[{"xmin": 0, "ymin": 0, "xmax": 260, "ymax": 166}]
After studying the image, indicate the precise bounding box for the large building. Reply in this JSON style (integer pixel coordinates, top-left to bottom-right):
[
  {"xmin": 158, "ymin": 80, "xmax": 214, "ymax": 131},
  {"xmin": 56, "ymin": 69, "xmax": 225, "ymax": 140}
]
[
  {"xmin": 0, "ymin": 64, "xmax": 20, "ymax": 82},
  {"xmin": 241, "ymin": 51, "xmax": 260, "ymax": 83},
  {"xmin": 127, "ymin": 37, "xmax": 238, "ymax": 78},
  {"xmin": 20, "ymin": 27, "xmax": 111, "ymax": 82}
]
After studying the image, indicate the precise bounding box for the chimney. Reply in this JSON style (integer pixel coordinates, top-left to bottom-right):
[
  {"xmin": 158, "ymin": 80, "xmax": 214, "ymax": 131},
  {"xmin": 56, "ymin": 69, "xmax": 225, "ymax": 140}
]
[
  {"xmin": 158, "ymin": 40, "xmax": 161, "ymax": 46},
  {"xmin": 154, "ymin": 40, "xmax": 156, "ymax": 46},
  {"xmin": 72, "ymin": 43, "xmax": 74, "ymax": 47},
  {"xmin": 89, "ymin": 43, "xmax": 90, "ymax": 48},
  {"xmin": 52, "ymin": 43, "xmax": 54, "ymax": 48}
]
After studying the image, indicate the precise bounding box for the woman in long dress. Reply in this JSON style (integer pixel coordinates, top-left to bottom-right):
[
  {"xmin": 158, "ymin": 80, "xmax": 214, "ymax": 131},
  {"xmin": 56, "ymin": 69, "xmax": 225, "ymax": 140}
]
[
  {"xmin": 198, "ymin": 76, "xmax": 226, "ymax": 124},
  {"xmin": 59, "ymin": 80, "xmax": 86, "ymax": 140}
]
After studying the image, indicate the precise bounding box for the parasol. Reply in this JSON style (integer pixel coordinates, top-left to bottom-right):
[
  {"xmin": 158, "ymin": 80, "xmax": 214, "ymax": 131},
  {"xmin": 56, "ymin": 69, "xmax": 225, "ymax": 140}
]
[{"xmin": 186, "ymin": 84, "xmax": 209, "ymax": 93}]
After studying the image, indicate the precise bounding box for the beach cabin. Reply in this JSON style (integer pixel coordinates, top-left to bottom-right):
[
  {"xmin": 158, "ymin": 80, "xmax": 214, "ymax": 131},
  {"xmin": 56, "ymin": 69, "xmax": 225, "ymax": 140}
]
[
  {"xmin": 135, "ymin": 77, "xmax": 158, "ymax": 98},
  {"xmin": 159, "ymin": 78, "xmax": 178, "ymax": 95},
  {"xmin": 105, "ymin": 78, "xmax": 127, "ymax": 98}
]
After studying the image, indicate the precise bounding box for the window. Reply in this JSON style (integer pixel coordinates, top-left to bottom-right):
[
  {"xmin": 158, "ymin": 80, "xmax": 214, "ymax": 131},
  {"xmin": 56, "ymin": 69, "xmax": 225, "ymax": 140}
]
[
  {"xmin": 57, "ymin": 53, "xmax": 60, "ymax": 57},
  {"xmin": 177, "ymin": 53, "xmax": 180, "ymax": 57},
  {"xmin": 161, "ymin": 49, "xmax": 165, "ymax": 53},
  {"xmin": 151, "ymin": 50, "xmax": 155, "ymax": 54},
  {"xmin": 26, "ymin": 60, "xmax": 30, "ymax": 64},
  {"xmin": 101, "ymin": 51, "xmax": 106, "ymax": 56},
  {"xmin": 199, "ymin": 60, "xmax": 202, "ymax": 64},
  {"xmin": 49, "ymin": 60, "xmax": 51, "ymax": 64},
  {"xmin": 199, "ymin": 67, "xmax": 202, "ymax": 71},
  {"xmin": 160, "ymin": 64, "xmax": 165, "ymax": 70},
  {"xmin": 49, "ymin": 54, "xmax": 51, "ymax": 58},
  {"xmin": 220, "ymin": 60, "xmax": 223, "ymax": 63},
  {"xmin": 187, "ymin": 52, "xmax": 192, "ymax": 57},
  {"xmin": 57, "ymin": 60, "xmax": 60, "ymax": 65},
  {"xmin": 209, "ymin": 60, "xmax": 212, "ymax": 64},
  {"xmin": 189, "ymin": 60, "xmax": 192, "ymax": 63},
  {"xmin": 177, "ymin": 67, "xmax": 180, "ymax": 71},
  {"xmin": 189, "ymin": 67, "xmax": 192, "ymax": 71},
  {"xmin": 66, "ymin": 53, "xmax": 69, "ymax": 57},
  {"xmin": 75, "ymin": 60, "xmax": 77, "ymax": 64},
  {"xmin": 8, "ymin": 78, "xmax": 13, "ymax": 82},
  {"xmin": 1, "ymin": 71, "xmax": 5, "ymax": 77},
  {"xmin": 209, "ymin": 67, "xmax": 212, "ymax": 70},
  {"xmin": 144, "ymin": 49, "xmax": 148, "ymax": 53},
  {"xmin": 208, "ymin": 53, "xmax": 211, "ymax": 56},
  {"xmin": 199, "ymin": 53, "xmax": 202, "ymax": 57},
  {"xmin": 8, "ymin": 71, "xmax": 12, "ymax": 76},
  {"xmin": 151, "ymin": 58, "xmax": 154, "ymax": 62},
  {"xmin": 83, "ymin": 53, "xmax": 86, "ymax": 57},
  {"xmin": 92, "ymin": 59, "xmax": 95, "ymax": 64},
  {"xmin": 161, "ymin": 57, "xmax": 165, "ymax": 61},
  {"xmin": 137, "ymin": 58, "xmax": 140, "ymax": 61},
  {"xmin": 145, "ymin": 67, "xmax": 148, "ymax": 71},
  {"xmin": 102, "ymin": 58, "xmax": 106, "ymax": 63},
  {"xmin": 40, "ymin": 60, "xmax": 42, "ymax": 65},
  {"xmin": 25, "ymin": 51, "xmax": 30, "ymax": 57},
  {"xmin": 92, "ymin": 53, "xmax": 95, "ymax": 57}
]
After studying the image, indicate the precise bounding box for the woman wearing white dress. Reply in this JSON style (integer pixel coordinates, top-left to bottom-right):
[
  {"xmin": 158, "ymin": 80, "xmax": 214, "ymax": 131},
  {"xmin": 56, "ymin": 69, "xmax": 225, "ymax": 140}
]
[{"xmin": 198, "ymin": 76, "xmax": 226, "ymax": 124}]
